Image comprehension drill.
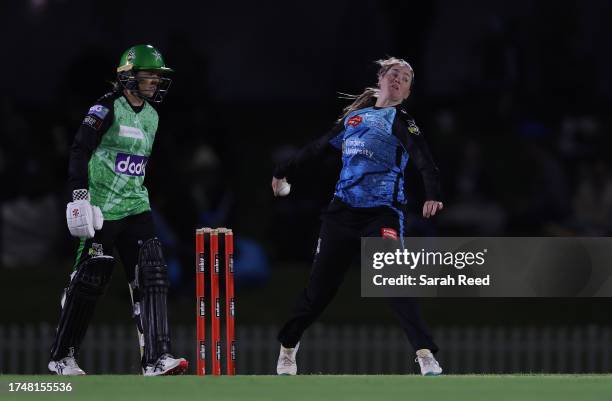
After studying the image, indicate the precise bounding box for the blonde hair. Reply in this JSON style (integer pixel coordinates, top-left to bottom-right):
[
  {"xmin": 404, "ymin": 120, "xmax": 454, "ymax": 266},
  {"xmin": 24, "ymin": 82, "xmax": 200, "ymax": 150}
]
[{"xmin": 339, "ymin": 57, "xmax": 414, "ymax": 120}]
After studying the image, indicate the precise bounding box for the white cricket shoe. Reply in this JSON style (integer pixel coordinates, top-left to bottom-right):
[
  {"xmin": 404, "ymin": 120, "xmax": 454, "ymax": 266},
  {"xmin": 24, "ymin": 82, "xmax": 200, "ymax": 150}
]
[
  {"xmin": 48, "ymin": 356, "xmax": 86, "ymax": 376},
  {"xmin": 143, "ymin": 353, "xmax": 188, "ymax": 376},
  {"xmin": 415, "ymin": 349, "xmax": 442, "ymax": 376},
  {"xmin": 276, "ymin": 342, "xmax": 299, "ymax": 375}
]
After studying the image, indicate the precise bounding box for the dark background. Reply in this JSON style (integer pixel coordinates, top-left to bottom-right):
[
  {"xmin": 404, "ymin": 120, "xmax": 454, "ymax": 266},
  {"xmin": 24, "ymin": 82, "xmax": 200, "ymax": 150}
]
[{"xmin": 2, "ymin": 0, "xmax": 612, "ymax": 329}]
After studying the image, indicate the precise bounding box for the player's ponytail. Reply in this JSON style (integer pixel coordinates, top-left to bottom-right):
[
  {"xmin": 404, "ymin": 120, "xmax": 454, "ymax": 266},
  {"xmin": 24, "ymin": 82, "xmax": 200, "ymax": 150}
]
[
  {"xmin": 339, "ymin": 57, "xmax": 414, "ymax": 121},
  {"xmin": 338, "ymin": 88, "xmax": 378, "ymax": 121}
]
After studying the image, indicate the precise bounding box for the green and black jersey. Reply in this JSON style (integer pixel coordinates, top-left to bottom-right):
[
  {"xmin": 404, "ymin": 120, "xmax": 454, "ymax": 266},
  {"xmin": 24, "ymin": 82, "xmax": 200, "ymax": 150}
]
[{"xmin": 68, "ymin": 91, "xmax": 159, "ymax": 220}]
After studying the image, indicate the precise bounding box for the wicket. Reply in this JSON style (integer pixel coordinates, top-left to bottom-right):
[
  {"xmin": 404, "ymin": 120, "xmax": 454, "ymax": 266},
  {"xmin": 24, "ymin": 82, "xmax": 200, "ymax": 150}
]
[{"xmin": 195, "ymin": 227, "xmax": 236, "ymax": 376}]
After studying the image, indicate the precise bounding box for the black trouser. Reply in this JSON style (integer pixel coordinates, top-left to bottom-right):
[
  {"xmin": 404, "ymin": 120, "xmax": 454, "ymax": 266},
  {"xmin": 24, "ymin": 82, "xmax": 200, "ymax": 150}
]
[
  {"xmin": 277, "ymin": 200, "xmax": 439, "ymax": 353},
  {"xmin": 50, "ymin": 211, "xmax": 161, "ymax": 361}
]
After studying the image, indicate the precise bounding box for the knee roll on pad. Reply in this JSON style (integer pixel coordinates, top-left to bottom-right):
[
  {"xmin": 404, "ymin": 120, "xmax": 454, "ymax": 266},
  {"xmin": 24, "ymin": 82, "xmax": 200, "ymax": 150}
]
[
  {"xmin": 137, "ymin": 238, "xmax": 170, "ymax": 290},
  {"xmin": 51, "ymin": 256, "xmax": 115, "ymax": 360},
  {"xmin": 71, "ymin": 256, "xmax": 115, "ymax": 297},
  {"xmin": 136, "ymin": 238, "xmax": 171, "ymax": 365}
]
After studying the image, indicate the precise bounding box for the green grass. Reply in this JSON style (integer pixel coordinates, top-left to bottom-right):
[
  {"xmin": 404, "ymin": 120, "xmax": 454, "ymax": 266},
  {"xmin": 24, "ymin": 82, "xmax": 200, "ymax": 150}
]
[{"xmin": 1, "ymin": 375, "xmax": 611, "ymax": 401}]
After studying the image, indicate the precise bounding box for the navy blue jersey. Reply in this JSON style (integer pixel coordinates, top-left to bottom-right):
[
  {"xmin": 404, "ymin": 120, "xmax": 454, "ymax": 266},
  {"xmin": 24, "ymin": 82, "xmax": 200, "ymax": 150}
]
[{"xmin": 275, "ymin": 104, "xmax": 441, "ymax": 209}]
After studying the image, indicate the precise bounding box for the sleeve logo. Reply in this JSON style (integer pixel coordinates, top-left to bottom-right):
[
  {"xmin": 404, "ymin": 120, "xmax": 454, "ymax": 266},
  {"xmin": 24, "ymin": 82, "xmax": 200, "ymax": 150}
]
[
  {"xmin": 83, "ymin": 115, "xmax": 103, "ymax": 130},
  {"xmin": 407, "ymin": 121, "xmax": 420, "ymax": 135},
  {"xmin": 88, "ymin": 105, "xmax": 110, "ymax": 120}
]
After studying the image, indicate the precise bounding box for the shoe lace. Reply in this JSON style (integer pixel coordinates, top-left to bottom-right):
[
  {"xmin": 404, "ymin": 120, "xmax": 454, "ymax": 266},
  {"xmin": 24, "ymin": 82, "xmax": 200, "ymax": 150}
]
[
  {"xmin": 63, "ymin": 357, "xmax": 78, "ymax": 368},
  {"xmin": 280, "ymin": 354, "xmax": 295, "ymax": 367},
  {"xmin": 153, "ymin": 353, "xmax": 175, "ymax": 372},
  {"xmin": 416, "ymin": 355, "xmax": 439, "ymax": 369},
  {"xmin": 153, "ymin": 355, "xmax": 167, "ymax": 372}
]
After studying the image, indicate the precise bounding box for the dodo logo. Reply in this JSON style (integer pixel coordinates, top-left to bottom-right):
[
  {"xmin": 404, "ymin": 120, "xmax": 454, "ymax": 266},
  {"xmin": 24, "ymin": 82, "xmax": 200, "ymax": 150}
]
[{"xmin": 114, "ymin": 153, "xmax": 148, "ymax": 177}]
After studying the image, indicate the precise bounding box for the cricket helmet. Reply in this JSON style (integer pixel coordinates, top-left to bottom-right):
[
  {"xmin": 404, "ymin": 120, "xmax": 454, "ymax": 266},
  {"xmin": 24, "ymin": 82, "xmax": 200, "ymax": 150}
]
[{"xmin": 116, "ymin": 44, "xmax": 173, "ymax": 103}]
